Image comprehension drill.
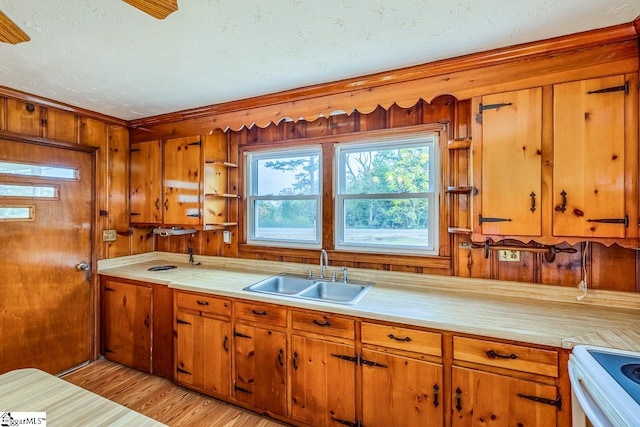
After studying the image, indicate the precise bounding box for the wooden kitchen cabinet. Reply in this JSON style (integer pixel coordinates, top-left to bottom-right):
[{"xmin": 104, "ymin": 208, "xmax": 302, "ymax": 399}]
[
  {"xmin": 174, "ymin": 291, "xmax": 231, "ymax": 398},
  {"xmin": 552, "ymin": 74, "xmax": 637, "ymax": 240},
  {"xmin": 290, "ymin": 309, "xmax": 357, "ymax": 427},
  {"xmin": 100, "ymin": 277, "xmax": 174, "ymax": 378},
  {"xmin": 476, "ymin": 87, "xmax": 542, "ymax": 237},
  {"xmin": 452, "ymin": 366, "xmax": 558, "ymax": 427},
  {"xmin": 233, "ymin": 312, "xmax": 287, "ymax": 416},
  {"xmin": 100, "ymin": 278, "xmax": 152, "ymax": 373},
  {"xmin": 130, "ymin": 140, "xmax": 163, "ymax": 224},
  {"xmin": 129, "ymin": 135, "xmax": 202, "ymax": 227},
  {"xmin": 203, "ymin": 130, "xmax": 238, "ymax": 230},
  {"xmin": 452, "ymin": 337, "xmax": 561, "ymax": 427},
  {"xmin": 360, "ymin": 322, "xmax": 443, "ymax": 427},
  {"xmin": 472, "ymin": 74, "xmax": 638, "ymax": 245},
  {"xmin": 5, "ymin": 98, "xmax": 77, "ymax": 142}
]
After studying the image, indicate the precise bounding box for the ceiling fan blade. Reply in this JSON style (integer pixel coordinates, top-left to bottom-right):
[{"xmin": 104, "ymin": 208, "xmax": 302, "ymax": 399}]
[
  {"xmin": 0, "ymin": 10, "xmax": 30, "ymax": 44},
  {"xmin": 122, "ymin": 0, "xmax": 178, "ymax": 19}
]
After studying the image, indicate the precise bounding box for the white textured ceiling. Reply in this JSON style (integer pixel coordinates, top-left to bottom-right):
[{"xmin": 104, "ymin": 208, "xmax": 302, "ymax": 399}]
[{"xmin": 0, "ymin": 0, "xmax": 637, "ymax": 121}]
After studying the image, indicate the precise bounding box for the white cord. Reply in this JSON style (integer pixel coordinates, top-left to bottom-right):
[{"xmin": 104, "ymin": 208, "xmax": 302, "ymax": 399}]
[{"xmin": 576, "ymin": 242, "xmax": 589, "ymax": 301}]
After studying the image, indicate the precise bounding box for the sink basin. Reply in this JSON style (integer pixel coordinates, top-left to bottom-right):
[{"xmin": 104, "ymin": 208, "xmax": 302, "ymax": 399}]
[
  {"xmin": 243, "ymin": 273, "xmax": 373, "ymax": 305},
  {"xmin": 244, "ymin": 274, "xmax": 316, "ymax": 295},
  {"xmin": 298, "ymin": 281, "xmax": 372, "ymax": 304}
]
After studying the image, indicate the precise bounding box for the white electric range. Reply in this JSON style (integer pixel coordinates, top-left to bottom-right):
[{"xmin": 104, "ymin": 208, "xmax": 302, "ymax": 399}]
[{"xmin": 569, "ymin": 345, "xmax": 640, "ymax": 427}]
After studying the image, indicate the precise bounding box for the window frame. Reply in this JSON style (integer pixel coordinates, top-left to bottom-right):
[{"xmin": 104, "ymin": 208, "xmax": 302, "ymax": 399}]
[
  {"xmin": 245, "ymin": 146, "xmax": 323, "ymax": 249},
  {"xmin": 334, "ymin": 134, "xmax": 440, "ymax": 255}
]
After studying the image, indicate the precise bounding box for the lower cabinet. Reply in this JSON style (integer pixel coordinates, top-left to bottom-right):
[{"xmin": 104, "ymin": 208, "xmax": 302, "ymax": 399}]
[
  {"xmin": 100, "ymin": 276, "xmax": 173, "ymax": 378},
  {"xmin": 233, "ymin": 301, "xmax": 287, "ymax": 417},
  {"xmin": 452, "ymin": 367, "xmax": 558, "ymax": 427},
  {"xmin": 101, "ymin": 278, "xmax": 152, "ymax": 372},
  {"xmin": 290, "ymin": 335, "xmax": 357, "ymax": 427},
  {"xmin": 174, "ymin": 291, "xmax": 232, "ymax": 398}
]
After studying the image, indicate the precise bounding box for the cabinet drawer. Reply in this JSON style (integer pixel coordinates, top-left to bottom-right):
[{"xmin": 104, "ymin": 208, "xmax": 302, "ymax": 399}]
[
  {"xmin": 361, "ymin": 322, "xmax": 441, "ymax": 357},
  {"xmin": 176, "ymin": 291, "xmax": 231, "ymax": 317},
  {"xmin": 291, "ymin": 310, "xmax": 355, "ymax": 340},
  {"xmin": 453, "ymin": 336, "xmax": 558, "ymax": 377},
  {"xmin": 235, "ymin": 301, "xmax": 287, "ymax": 327}
]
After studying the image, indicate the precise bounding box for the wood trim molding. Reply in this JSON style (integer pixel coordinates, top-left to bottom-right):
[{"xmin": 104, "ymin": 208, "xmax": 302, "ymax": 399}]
[
  {"xmin": 128, "ymin": 21, "xmax": 639, "ymax": 133},
  {"xmin": 0, "ymin": 86, "xmax": 127, "ymax": 126},
  {"xmin": 0, "ymin": 130, "xmax": 98, "ymax": 153},
  {"xmin": 634, "ymin": 15, "xmax": 640, "ymax": 35}
]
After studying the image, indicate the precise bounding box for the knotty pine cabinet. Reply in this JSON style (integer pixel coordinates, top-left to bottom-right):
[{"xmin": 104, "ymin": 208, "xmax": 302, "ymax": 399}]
[
  {"xmin": 233, "ymin": 301, "xmax": 287, "ymax": 417},
  {"xmin": 452, "ymin": 337, "xmax": 560, "ymax": 427},
  {"xmin": 100, "ymin": 276, "xmax": 173, "ymax": 379},
  {"xmin": 129, "ymin": 136, "xmax": 202, "ymax": 227},
  {"xmin": 203, "ymin": 130, "xmax": 238, "ymax": 230},
  {"xmin": 167, "ymin": 290, "xmax": 565, "ymax": 427},
  {"xmin": 290, "ymin": 310, "xmax": 357, "ymax": 427},
  {"xmin": 174, "ymin": 291, "xmax": 232, "ymax": 398},
  {"xmin": 472, "ymin": 74, "xmax": 638, "ymax": 245},
  {"xmin": 4, "ymin": 98, "xmax": 77, "ymax": 142}
]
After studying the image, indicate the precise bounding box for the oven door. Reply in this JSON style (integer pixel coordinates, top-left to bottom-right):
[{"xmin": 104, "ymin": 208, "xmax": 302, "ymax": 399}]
[{"xmin": 568, "ymin": 356, "xmax": 614, "ymax": 427}]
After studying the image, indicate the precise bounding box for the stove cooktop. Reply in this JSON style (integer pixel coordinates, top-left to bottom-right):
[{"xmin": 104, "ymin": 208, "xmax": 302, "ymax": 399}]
[{"xmin": 588, "ymin": 349, "xmax": 640, "ymax": 406}]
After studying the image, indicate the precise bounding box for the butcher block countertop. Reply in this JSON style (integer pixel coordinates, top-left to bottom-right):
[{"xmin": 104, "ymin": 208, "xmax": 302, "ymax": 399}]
[
  {"xmin": 0, "ymin": 368, "xmax": 165, "ymax": 426},
  {"xmin": 98, "ymin": 252, "xmax": 640, "ymax": 351}
]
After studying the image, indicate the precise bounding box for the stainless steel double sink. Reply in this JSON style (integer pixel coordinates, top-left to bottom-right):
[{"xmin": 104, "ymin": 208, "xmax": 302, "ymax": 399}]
[{"xmin": 243, "ymin": 273, "xmax": 373, "ymax": 305}]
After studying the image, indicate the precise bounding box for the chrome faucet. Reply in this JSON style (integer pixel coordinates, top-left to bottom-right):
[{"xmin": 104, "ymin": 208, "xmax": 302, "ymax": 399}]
[{"xmin": 319, "ymin": 249, "xmax": 328, "ymax": 279}]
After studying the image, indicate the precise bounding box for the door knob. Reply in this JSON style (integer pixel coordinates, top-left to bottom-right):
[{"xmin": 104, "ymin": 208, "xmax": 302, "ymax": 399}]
[{"xmin": 76, "ymin": 262, "xmax": 90, "ymax": 271}]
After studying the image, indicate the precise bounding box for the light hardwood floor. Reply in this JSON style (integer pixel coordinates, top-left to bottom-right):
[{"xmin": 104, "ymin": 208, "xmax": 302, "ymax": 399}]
[{"xmin": 62, "ymin": 359, "xmax": 288, "ymax": 426}]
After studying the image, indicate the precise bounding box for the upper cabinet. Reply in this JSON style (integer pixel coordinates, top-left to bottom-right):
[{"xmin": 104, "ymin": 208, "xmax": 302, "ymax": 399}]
[
  {"xmin": 553, "ymin": 75, "xmax": 635, "ymax": 240},
  {"xmin": 129, "ymin": 135, "xmax": 203, "ymax": 227},
  {"xmin": 473, "ymin": 74, "xmax": 638, "ymax": 246},
  {"xmin": 477, "ymin": 87, "xmax": 543, "ymax": 237}
]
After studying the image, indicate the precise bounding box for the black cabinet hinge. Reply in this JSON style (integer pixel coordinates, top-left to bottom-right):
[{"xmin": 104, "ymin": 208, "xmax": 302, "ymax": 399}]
[
  {"xmin": 99, "ymin": 210, "xmax": 108, "ymax": 216},
  {"xmin": 186, "ymin": 212, "xmax": 201, "ymax": 218},
  {"xmin": 233, "ymin": 330, "xmax": 252, "ymax": 339},
  {"xmin": 517, "ymin": 394, "xmax": 562, "ymax": 410},
  {"xmin": 587, "ymin": 81, "xmax": 629, "ymax": 96},
  {"xmin": 330, "ymin": 353, "xmax": 388, "ymax": 368},
  {"xmin": 187, "ymin": 141, "xmax": 202, "ymax": 146},
  {"xmin": 40, "ymin": 118, "xmax": 47, "ymax": 127},
  {"xmin": 476, "ymin": 102, "xmax": 513, "ymax": 123},
  {"xmin": 130, "ymin": 148, "xmax": 141, "ymax": 153},
  {"xmin": 586, "ymin": 215, "xmax": 629, "ymax": 227},
  {"xmin": 104, "ymin": 348, "xmax": 114, "ymax": 354},
  {"xmin": 234, "ymin": 384, "xmax": 253, "ymax": 394},
  {"xmin": 479, "ymin": 215, "xmax": 512, "ymax": 225},
  {"xmin": 330, "ymin": 417, "xmax": 362, "ymax": 427},
  {"xmin": 177, "ymin": 367, "xmax": 192, "ymax": 375},
  {"xmin": 176, "ymin": 319, "xmax": 191, "ymax": 325}
]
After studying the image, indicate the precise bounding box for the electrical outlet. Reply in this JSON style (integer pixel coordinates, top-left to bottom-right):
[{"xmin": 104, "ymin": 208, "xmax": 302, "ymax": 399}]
[
  {"xmin": 102, "ymin": 229, "xmax": 117, "ymax": 242},
  {"xmin": 498, "ymin": 250, "xmax": 520, "ymax": 262}
]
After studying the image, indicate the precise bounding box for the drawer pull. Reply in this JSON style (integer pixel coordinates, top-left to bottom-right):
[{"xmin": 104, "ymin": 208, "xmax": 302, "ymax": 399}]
[
  {"xmin": 433, "ymin": 384, "xmax": 440, "ymax": 408},
  {"xmin": 388, "ymin": 333, "xmax": 412, "ymax": 342},
  {"xmin": 251, "ymin": 309, "xmax": 268, "ymax": 316},
  {"xmin": 293, "ymin": 351, "xmax": 298, "ymax": 370},
  {"xmin": 455, "ymin": 387, "xmax": 463, "ymax": 411},
  {"xmin": 313, "ymin": 319, "xmax": 332, "ymax": 327},
  {"xmin": 486, "ymin": 349, "xmax": 517, "ymax": 360},
  {"xmin": 223, "ymin": 335, "xmax": 229, "ymax": 352},
  {"xmin": 278, "ymin": 348, "xmax": 284, "ymax": 367},
  {"xmin": 196, "ymin": 300, "xmax": 209, "ymax": 306}
]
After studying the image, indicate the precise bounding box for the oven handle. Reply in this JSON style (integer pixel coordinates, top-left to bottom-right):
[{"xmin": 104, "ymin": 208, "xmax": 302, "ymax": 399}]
[{"xmin": 568, "ymin": 360, "xmax": 613, "ymax": 427}]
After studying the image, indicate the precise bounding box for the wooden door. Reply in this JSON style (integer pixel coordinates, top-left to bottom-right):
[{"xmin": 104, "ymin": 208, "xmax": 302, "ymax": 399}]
[
  {"xmin": 163, "ymin": 135, "xmax": 201, "ymax": 226},
  {"xmin": 290, "ymin": 335, "xmax": 357, "ymax": 427},
  {"xmin": 480, "ymin": 88, "xmax": 542, "ymax": 236},
  {"xmin": 553, "ymin": 75, "xmax": 628, "ymax": 238},
  {"xmin": 101, "ymin": 279, "xmax": 152, "ymax": 372},
  {"xmin": 361, "ymin": 349, "xmax": 443, "ymax": 427},
  {"xmin": 0, "ymin": 138, "xmax": 93, "ymax": 374},
  {"xmin": 233, "ymin": 323, "xmax": 287, "ymax": 416},
  {"xmin": 130, "ymin": 140, "xmax": 162, "ymax": 224},
  {"xmin": 175, "ymin": 310, "xmax": 231, "ymax": 397},
  {"xmin": 452, "ymin": 366, "xmax": 558, "ymax": 427}
]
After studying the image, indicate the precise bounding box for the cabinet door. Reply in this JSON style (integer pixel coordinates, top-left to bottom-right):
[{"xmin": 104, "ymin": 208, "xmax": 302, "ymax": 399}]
[
  {"xmin": 234, "ymin": 323, "xmax": 287, "ymax": 416},
  {"xmin": 553, "ymin": 75, "xmax": 628, "ymax": 238},
  {"xmin": 361, "ymin": 349, "xmax": 443, "ymax": 427},
  {"xmin": 44, "ymin": 108, "xmax": 77, "ymax": 143},
  {"xmin": 130, "ymin": 140, "xmax": 162, "ymax": 224},
  {"xmin": 290, "ymin": 335, "xmax": 357, "ymax": 427},
  {"xmin": 163, "ymin": 135, "xmax": 201, "ymax": 226},
  {"xmin": 480, "ymin": 88, "xmax": 542, "ymax": 236},
  {"xmin": 101, "ymin": 280, "xmax": 152, "ymax": 372},
  {"xmin": 452, "ymin": 366, "xmax": 558, "ymax": 427},
  {"xmin": 175, "ymin": 310, "xmax": 231, "ymax": 397}
]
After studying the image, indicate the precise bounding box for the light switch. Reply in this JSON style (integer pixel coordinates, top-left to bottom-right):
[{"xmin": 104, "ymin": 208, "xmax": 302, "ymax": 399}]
[{"xmin": 223, "ymin": 230, "xmax": 232, "ymax": 244}]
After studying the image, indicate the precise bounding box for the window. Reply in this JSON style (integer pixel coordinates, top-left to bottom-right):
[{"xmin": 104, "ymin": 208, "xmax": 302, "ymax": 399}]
[
  {"xmin": 0, "ymin": 161, "xmax": 78, "ymax": 180},
  {"xmin": 0, "ymin": 205, "xmax": 35, "ymax": 221},
  {"xmin": 335, "ymin": 136, "xmax": 439, "ymax": 254},
  {"xmin": 0, "ymin": 183, "xmax": 59, "ymax": 199},
  {"xmin": 246, "ymin": 147, "xmax": 322, "ymax": 247}
]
